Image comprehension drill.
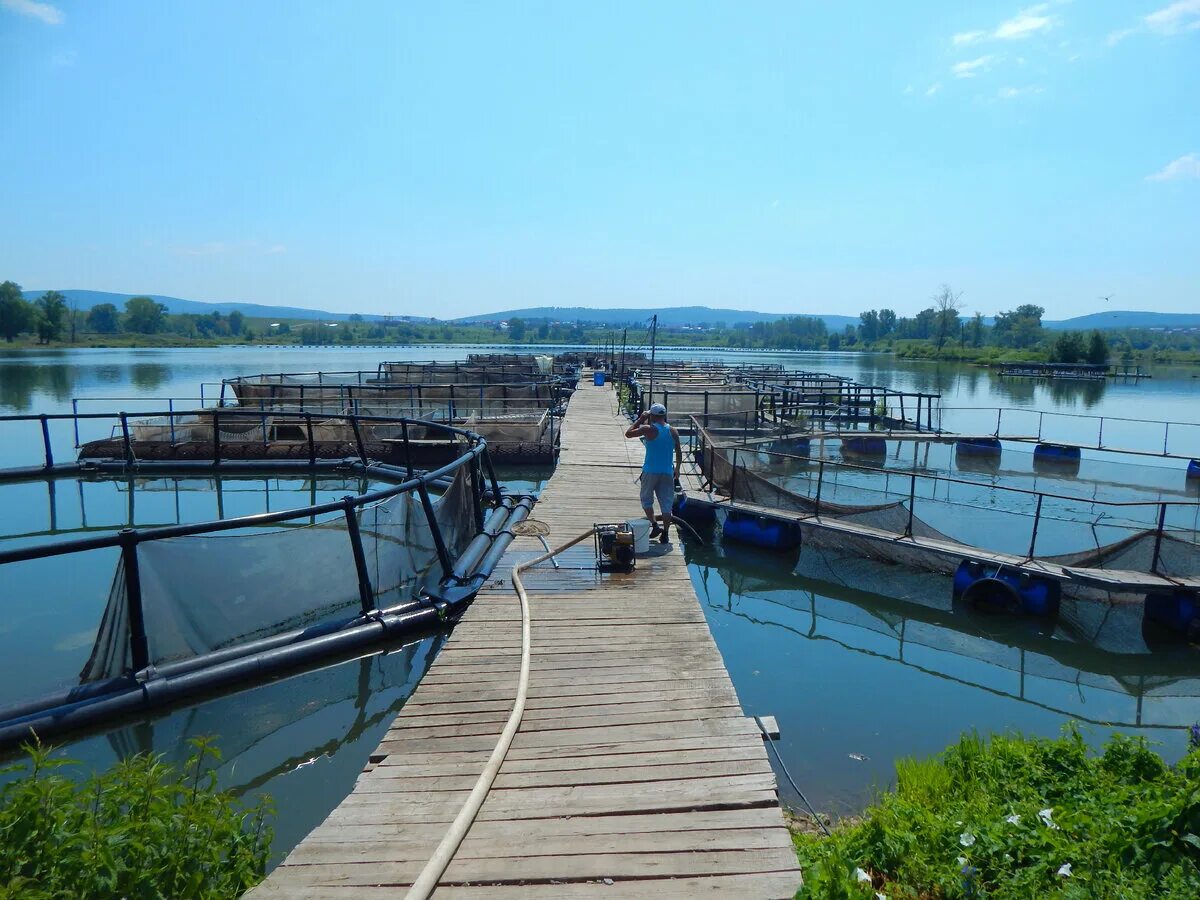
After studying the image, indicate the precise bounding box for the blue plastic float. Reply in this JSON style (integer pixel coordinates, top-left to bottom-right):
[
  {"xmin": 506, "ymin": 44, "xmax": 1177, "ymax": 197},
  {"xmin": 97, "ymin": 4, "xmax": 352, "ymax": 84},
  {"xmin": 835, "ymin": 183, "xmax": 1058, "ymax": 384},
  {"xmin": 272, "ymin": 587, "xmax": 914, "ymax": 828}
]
[
  {"xmin": 842, "ymin": 436, "xmax": 886, "ymax": 457},
  {"xmin": 955, "ymin": 438, "xmax": 1002, "ymax": 457},
  {"xmin": 1032, "ymin": 442, "xmax": 1081, "ymax": 474},
  {"xmin": 1188, "ymin": 459, "xmax": 1200, "ymax": 480},
  {"xmin": 1144, "ymin": 591, "xmax": 1200, "ymax": 637},
  {"xmin": 722, "ymin": 509, "xmax": 801, "ymax": 550},
  {"xmin": 952, "ymin": 560, "xmax": 1061, "ymax": 616},
  {"xmin": 672, "ymin": 492, "xmax": 717, "ymax": 526}
]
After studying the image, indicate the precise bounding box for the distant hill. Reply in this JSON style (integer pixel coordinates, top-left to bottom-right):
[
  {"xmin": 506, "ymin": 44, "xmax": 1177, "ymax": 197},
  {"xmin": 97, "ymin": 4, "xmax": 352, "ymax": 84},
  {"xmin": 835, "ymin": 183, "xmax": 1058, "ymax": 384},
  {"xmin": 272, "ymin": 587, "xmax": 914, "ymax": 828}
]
[
  {"xmin": 22, "ymin": 289, "xmax": 363, "ymax": 322},
  {"xmin": 453, "ymin": 305, "xmax": 861, "ymax": 331},
  {"xmin": 18, "ymin": 290, "xmax": 1197, "ymax": 333},
  {"xmin": 1043, "ymin": 310, "xmax": 1200, "ymax": 331}
]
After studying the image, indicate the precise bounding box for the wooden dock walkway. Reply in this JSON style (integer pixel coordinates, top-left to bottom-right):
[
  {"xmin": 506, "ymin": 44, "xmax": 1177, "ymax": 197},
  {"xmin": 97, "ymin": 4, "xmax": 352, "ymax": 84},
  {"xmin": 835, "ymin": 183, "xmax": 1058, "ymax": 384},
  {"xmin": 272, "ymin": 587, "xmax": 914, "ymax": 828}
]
[{"xmin": 250, "ymin": 377, "xmax": 802, "ymax": 898}]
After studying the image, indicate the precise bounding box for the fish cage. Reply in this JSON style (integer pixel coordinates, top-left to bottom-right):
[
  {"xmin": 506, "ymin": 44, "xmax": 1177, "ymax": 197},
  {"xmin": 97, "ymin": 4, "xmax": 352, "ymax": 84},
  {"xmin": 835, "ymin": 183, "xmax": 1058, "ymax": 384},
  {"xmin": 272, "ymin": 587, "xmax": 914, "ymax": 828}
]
[
  {"xmin": 695, "ymin": 540, "xmax": 1200, "ymax": 731},
  {"xmin": 620, "ymin": 364, "xmax": 941, "ymax": 434},
  {"xmin": 68, "ymin": 400, "xmax": 560, "ymax": 466},
  {"xmin": 690, "ymin": 418, "xmax": 1200, "ymax": 637},
  {"xmin": 220, "ymin": 373, "xmax": 568, "ymax": 417},
  {"xmin": 0, "ymin": 408, "xmax": 533, "ymax": 749}
]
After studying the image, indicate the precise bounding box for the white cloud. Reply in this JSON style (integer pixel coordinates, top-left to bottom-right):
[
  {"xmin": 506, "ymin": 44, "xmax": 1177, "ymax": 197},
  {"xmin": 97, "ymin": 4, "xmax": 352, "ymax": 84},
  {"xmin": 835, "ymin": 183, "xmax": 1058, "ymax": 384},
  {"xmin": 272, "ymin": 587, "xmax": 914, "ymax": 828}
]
[
  {"xmin": 952, "ymin": 56, "xmax": 994, "ymax": 78},
  {"xmin": 995, "ymin": 5, "xmax": 1055, "ymax": 40},
  {"xmin": 951, "ymin": 4, "xmax": 1057, "ymax": 49},
  {"xmin": 1106, "ymin": 27, "xmax": 1137, "ymax": 46},
  {"xmin": 997, "ymin": 85, "xmax": 1043, "ymax": 99},
  {"xmin": 1145, "ymin": 0, "xmax": 1200, "ymax": 34},
  {"xmin": 926, "ymin": 82, "xmax": 942, "ymax": 96},
  {"xmin": 1146, "ymin": 152, "xmax": 1200, "ymax": 182},
  {"xmin": 0, "ymin": 0, "xmax": 63, "ymax": 25}
]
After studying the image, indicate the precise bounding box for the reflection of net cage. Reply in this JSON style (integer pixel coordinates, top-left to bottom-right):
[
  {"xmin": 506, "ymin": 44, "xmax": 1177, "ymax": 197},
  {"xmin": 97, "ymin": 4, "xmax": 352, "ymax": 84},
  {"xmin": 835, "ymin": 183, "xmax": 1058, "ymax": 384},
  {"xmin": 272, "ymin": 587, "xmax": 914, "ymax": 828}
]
[
  {"xmin": 700, "ymin": 545, "xmax": 1200, "ymax": 730},
  {"xmin": 696, "ymin": 423, "xmax": 1200, "ymax": 587}
]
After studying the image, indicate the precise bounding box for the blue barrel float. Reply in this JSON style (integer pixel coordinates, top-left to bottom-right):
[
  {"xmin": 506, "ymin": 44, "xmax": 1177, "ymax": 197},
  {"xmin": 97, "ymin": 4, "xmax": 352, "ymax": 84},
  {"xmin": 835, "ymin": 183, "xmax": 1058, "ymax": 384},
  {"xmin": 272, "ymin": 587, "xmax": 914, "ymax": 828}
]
[
  {"xmin": 955, "ymin": 437, "xmax": 1002, "ymax": 474},
  {"xmin": 672, "ymin": 492, "xmax": 717, "ymax": 527},
  {"xmin": 769, "ymin": 436, "xmax": 811, "ymax": 457},
  {"xmin": 1144, "ymin": 590, "xmax": 1200, "ymax": 640},
  {"xmin": 1032, "ymin": 442, "xmax": 1081, "ymax": 475},
  {"xmin": 722, "ymin": 509, "xmax": 801, "ymax": 550},
  {"xmin": 952, "ymin": 560, "xmax": 1061, "ymax": 616},
  {"xmin": 842, "ymin": 436, "xmax": 886, "ymax": 458},
  {"xmin": 593, "ymin": 371, "xmax": 606, "ymax": 386},
  {"xmin": 1188, "ymin": 459, "xmax": 1200, "ymax": 480}
]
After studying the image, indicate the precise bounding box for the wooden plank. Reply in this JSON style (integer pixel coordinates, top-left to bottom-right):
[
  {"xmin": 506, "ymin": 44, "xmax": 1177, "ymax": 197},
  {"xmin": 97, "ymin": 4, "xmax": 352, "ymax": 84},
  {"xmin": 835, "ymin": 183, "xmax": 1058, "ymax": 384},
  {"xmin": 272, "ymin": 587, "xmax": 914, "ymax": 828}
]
[{"xmin": 254, "ymin": 372, "xmax": 801, "ymax": 897}]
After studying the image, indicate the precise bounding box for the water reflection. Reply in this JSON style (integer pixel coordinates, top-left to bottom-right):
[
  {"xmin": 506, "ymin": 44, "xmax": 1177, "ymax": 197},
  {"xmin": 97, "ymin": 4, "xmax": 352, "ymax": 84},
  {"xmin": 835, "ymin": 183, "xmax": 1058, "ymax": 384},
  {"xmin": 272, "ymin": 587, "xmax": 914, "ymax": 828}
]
[
  {"xmin": 6, "ymin": 637, "xmax": 442, "ymax": 867},
  {"xmin": 685, "ymin": 537, "xmax": 1200, "ymax": 814}
]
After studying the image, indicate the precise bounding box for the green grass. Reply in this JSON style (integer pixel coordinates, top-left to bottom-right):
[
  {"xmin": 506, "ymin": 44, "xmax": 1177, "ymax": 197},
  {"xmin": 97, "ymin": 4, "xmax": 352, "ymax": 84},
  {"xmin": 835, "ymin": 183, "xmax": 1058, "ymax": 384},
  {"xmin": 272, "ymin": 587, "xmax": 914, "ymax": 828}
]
[
  {"xmin": 0, "ymin": 737, "xmax": 272, "ymax": 899},
  {"xmin": 793, "ymin": 727, "xmax": 1200, "ymax": 898}
]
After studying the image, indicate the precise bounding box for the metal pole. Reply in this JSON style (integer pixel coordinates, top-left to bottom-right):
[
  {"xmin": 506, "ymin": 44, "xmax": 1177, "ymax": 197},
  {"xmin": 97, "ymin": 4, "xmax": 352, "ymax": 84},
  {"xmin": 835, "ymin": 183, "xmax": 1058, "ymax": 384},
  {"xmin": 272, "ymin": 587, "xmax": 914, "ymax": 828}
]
[
  {"xmin": 1151, "ymin": 503, "xmax": 1168, "ymax": 574},
  {"xmin": 814, "ymin": 460, "xmax": 824, "ymax": 516},
  {"xmin": 212, "ymin": 410, "xmax": 221, "ymax": 466},
  {"xmin": 648, "ymin": 314, "xmax": 658, "ymax": 407},
  {"xmin": 401, "ymin": 419, "xmax": 412, "ymax": 478},
  {"xmin": 305, "ymin": 412, "xmax": 316, "ymax": 465},
  {"xmin": 39, "ymin": 414, "xmax": 53, "ymax": 469},
  {"xmin": 905, "ymin": 471, "xmax": 916, "ymax": 537},
  {"xmin": 342, "ymin": 499, "xmax": 376, "ymax": 615},
  {"xmin": 168, "ymin": 398, "xmax": 176, "ymax": 444},
  {"xmin": 620, "ymin": 327, "xmax": 627, "ymax": 384},
  {"xmin": 119, "ymin": 412, "xmax": 134, "ymax": 464},
  {"xmin": 1027, "ymin": 493, "xmax": 1044, "ymax": 559},
  {"xmin": 349, "ymin": 415, "xmax": 368, "ymax": 464},
  {"xmin": 72, "ymin": 398, "xmax": 80, "ymax": 448},
  {"xmin": 119, "ymin": 530, "xmax": 151, "ymax": 673},
  {"xmin": 417, "ymin": 481, "xmax": 454, "ymax": 579}
]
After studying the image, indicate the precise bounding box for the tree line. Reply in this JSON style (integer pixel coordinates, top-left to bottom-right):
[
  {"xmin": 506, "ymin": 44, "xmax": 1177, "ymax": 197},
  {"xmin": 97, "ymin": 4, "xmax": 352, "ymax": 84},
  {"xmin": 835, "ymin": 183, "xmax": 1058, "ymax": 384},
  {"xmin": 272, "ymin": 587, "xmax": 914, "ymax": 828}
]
[{"xmin": 0, "ymin": 282, "xmax": 251, "ymax": 342}]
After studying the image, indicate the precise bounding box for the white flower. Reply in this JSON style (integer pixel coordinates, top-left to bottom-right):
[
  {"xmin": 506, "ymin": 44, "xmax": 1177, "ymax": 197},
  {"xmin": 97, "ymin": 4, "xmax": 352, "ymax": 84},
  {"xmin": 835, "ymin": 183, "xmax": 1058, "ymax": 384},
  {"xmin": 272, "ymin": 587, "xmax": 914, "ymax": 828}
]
[
  {"xmin": 1005, "ymin": 814, "xmax": 1021, "ymax": 825},
  {"xmin": 855, "ymin": 867, "xmax": 871, "ymax": 883},
  {"xmin": 876, "ymin": 894, "xmax": 887, "ymax": 900},
  {"xmin": 957, "ymin": 856, "xmax": 967, "ymax": 866},
  {"xmin": 959, "ymin": 831, "xmax": 976, "ymax": 847},
  {"xmin": 1038, "ymin": 808, "xmax": 1060, "ymax": 830},
  {"xmin": 1057, "ymin": 863, "xmax": 1072, "ymax": 878}
]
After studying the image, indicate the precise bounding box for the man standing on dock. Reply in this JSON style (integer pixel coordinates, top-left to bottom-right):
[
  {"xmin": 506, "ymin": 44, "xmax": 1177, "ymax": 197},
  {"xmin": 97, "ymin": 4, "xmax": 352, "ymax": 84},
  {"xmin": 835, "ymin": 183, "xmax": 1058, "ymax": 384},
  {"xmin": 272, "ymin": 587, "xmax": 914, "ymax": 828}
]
[{"xmin": 625, "ymin": 402, "xmax": 682, "ymax": 543}]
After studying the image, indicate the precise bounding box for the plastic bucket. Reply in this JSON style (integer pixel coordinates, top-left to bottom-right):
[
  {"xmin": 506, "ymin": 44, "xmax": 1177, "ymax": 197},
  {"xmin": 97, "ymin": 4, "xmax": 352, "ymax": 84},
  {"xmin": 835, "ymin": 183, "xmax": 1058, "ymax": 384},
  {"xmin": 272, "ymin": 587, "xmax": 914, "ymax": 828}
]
[
  {"xmin": 593, "ymin": 372, "xmax": 606, "ymax": 386},
  {"xmin": 627, "ymin": 518, "xmax": 651, "ymax": 553}
]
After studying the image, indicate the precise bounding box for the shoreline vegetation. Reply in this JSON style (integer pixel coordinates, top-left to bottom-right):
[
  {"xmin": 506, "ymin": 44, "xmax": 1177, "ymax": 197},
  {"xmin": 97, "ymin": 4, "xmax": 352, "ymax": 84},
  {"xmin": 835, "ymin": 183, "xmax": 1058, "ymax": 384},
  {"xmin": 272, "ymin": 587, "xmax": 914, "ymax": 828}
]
[
  {"xmin": 0, "ymin": 738, "xmax": 271, "ymax": 899},
  {"xmin": 2, "ymin": 282, "xmax": 1199, "ymax": 365},
  {"xmin": 790, "ymin": 727, "xmax": 1200, "ymax": 898}
]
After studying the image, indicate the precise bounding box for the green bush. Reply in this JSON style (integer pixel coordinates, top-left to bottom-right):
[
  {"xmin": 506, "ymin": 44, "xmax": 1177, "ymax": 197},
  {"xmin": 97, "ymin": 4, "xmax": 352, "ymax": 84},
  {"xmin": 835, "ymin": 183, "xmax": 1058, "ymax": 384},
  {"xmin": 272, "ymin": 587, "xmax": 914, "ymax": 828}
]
[
  {"xmin": 0, "ymin": 737, "xmax": 272, "ymax": 899},
  {"xmin": 794, "ymin": 728, "xmax": 1200, "ymax": 898}
]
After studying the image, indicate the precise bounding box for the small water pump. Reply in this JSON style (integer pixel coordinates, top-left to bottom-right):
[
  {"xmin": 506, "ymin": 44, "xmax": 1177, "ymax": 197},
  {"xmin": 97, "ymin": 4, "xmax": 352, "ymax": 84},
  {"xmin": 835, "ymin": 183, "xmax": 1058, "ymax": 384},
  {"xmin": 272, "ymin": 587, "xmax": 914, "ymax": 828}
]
[{"xmin": 594, "ymin": 522, "xmax": 636, "ymax": 573}]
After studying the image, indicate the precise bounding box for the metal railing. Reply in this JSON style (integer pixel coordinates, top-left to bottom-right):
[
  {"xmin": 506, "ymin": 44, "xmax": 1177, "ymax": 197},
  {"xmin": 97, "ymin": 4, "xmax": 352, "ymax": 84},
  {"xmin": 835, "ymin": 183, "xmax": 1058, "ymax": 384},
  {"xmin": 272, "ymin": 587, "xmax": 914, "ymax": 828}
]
[
  {"xmin": 931, "ymin": 407, "xmax": 1200, "ymax": 461},
  {"xmin": 0, "ymin": 410, "xmax": 493, "ymax": 677},
  {"xmin": 697, "ymin": 428, "xmax": 1200, "ymax": 576}
]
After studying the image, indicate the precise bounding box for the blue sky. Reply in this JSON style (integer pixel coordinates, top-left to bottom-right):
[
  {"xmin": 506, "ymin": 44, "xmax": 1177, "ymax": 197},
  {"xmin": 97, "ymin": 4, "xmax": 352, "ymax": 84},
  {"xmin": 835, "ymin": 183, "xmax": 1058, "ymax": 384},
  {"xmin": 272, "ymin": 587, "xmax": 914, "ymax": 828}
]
[{"xmin": 1, "ymin": 1, "xmax": 1196, "ymax": 319}]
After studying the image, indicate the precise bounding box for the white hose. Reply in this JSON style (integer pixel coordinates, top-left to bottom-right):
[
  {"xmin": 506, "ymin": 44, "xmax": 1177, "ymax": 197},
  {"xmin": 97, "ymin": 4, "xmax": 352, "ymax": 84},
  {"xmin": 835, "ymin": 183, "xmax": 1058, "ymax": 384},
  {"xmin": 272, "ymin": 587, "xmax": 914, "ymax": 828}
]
[{"xmin": 405, "ymin": 527, "xmax": 596, "ymax": 899}]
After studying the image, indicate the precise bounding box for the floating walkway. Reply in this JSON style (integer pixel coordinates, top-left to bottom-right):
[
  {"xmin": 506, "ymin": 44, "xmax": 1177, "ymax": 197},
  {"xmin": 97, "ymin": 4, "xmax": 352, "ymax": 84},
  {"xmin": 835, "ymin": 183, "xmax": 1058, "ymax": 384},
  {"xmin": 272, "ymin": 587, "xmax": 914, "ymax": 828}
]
[{"xmin": 251, "ymin": 377, "xmax": 801, "ymax": 898}]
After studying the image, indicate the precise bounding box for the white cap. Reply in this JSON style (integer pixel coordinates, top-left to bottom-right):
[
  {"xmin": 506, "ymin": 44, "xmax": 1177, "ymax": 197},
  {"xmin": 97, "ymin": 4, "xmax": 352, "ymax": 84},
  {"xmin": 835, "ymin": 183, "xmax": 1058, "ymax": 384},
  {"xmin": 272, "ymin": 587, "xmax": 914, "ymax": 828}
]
[{"xmin": 648, "ymin": 403, "xmax": 667, "ymax": 415}]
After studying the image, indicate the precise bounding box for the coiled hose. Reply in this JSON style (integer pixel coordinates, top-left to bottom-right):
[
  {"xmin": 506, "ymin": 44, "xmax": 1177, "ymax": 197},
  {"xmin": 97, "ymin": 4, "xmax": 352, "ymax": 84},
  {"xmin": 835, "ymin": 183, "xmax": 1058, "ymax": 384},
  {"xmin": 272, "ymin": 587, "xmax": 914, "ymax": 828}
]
[{"xmin": 405, "ymin": 526, "xmax": 597, "ymax": 899}]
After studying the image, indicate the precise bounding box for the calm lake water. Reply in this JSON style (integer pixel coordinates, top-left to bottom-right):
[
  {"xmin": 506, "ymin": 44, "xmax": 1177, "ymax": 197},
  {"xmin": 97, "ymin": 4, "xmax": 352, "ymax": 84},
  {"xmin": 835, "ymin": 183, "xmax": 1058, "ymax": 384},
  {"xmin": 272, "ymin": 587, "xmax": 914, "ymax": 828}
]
[{"xmin": 1, "ymin": 345, "xmax": 1198, "ymax": 857}]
